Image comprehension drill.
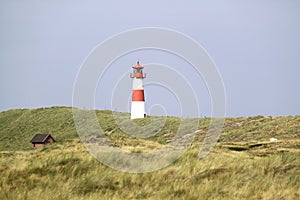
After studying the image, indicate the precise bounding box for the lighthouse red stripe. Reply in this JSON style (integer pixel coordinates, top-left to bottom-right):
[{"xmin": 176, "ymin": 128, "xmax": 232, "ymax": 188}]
[{"xmin": 132, "ymin": 90, "xmax": 145, "ymax": 101}]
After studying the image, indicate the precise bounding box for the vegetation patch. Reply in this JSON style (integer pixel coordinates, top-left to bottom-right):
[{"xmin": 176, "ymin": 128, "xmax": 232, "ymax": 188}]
[{"xmin": 0, "ymin": 107, "xmax": 299, "ymax": 199}]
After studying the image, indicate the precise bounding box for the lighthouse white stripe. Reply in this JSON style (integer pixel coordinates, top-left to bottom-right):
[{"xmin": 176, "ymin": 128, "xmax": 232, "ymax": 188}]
[
  {"xmin": 132, "ymin": 78, "xmax": 144, "ymax": 90},
  {"xmin": 131, "ymin": 101, "xmax": 146, "ymax": 119}
]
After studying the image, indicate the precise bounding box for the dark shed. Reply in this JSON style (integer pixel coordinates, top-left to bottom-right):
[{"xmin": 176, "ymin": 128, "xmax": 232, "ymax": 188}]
[{"xmin": 30, "ymin": 134, "xmax": 55, "ymax": 148}]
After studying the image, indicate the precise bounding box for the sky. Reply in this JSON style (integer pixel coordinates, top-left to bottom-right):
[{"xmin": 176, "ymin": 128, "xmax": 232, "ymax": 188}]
[{"xmin": 0, "ymin": 0, "xmax": 299, "ymax": 117}]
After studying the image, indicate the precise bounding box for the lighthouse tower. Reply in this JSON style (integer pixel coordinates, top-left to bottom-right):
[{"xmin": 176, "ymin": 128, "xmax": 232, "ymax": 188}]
[{"xmin": 130, "ymin": 61, "xmax": 146, "ymax": 119}]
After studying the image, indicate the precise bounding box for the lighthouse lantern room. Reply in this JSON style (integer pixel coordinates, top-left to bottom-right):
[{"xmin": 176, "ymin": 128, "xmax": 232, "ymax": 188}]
[{"xmin": 130, "ymin": 61, "xmax": 146, "ymax": 119}]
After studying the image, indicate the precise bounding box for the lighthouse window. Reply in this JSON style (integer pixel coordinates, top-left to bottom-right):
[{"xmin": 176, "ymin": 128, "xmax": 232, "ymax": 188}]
[{"xmin": 135, "ymin": 69, "xmax": 141, "ymax": 72}]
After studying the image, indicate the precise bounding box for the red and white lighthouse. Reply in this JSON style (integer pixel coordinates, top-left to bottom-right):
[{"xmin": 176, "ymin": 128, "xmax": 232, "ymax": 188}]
[{"xmin": 130, "ymin": 61, "xmax": 146, "ymax": 119}]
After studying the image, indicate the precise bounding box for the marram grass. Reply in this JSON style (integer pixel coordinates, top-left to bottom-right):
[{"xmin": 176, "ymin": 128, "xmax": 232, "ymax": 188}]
[{"xmin": 0, "ymin": 107, "xmax": 299, "ymax": 199}]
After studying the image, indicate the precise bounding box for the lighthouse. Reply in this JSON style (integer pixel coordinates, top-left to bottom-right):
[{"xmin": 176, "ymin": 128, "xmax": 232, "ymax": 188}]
[{"xmin": 130, "ymin": 61, "xmax": 146, "ymax": 119}]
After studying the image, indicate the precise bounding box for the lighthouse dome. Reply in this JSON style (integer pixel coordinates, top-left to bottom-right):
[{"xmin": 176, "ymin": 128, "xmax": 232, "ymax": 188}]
[{"xmin": 132, "ymin": 61, "xmax": 144, "ymax": 69}]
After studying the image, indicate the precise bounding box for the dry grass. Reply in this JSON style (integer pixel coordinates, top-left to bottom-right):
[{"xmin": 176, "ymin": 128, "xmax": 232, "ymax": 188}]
[
  {"xmin": 0, "ymin": 108, "xmax": 299, "ymax": 199},
  {"xmin": 0, "ymin": 141, "xmax": 299, "ymax": 200}
]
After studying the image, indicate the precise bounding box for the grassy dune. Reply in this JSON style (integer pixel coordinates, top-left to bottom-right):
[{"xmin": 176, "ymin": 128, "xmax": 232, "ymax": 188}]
[{"xmin": 0, "ymin": 107, "xmax": 299, "ymax": 199}]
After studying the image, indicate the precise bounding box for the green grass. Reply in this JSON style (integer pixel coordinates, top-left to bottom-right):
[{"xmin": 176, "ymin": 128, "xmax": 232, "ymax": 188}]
[{"xmin": 0, "ymin": 107, "xmax": 299, "ymax": 199}]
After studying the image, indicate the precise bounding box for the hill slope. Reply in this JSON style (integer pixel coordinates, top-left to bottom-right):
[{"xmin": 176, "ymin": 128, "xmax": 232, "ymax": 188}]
[
  {"xmin": 0, "ymin": 107, "xmax": 299, "ymax": 199},
  {"xmin": 0, "ymin": 107, "xmax": 184, "ymax": 151},
  {"xmin": 0, "ymin": 107, "xmax": 299, "ymax": 151},
  {"xmin": 0, "ymin": 107, "xmax": 78, "ymax": 151}
]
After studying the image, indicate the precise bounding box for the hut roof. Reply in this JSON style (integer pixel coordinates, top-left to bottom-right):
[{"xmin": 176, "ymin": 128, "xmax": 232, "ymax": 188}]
[{"xmin": 30, "ymin": 134, "xmax": 55, "ymax": 143}]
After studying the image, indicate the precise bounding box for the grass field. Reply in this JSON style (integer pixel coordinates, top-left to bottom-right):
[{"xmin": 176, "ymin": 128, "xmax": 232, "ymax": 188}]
[{"xmin": 0, "ymin": 107, "xmax": 299, "ymax": 199}]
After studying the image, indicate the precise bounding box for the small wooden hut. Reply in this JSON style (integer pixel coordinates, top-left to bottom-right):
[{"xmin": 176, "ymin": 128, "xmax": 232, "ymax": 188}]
[{"xmin": 30, "ymin": 134, "xmax": 55, "ymax": 148}]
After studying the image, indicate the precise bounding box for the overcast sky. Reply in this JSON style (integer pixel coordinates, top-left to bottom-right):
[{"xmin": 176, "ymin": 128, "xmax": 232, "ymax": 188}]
[{"xmin": 0, "ymin": 0, "xmax": 299, "ymax": 117}]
